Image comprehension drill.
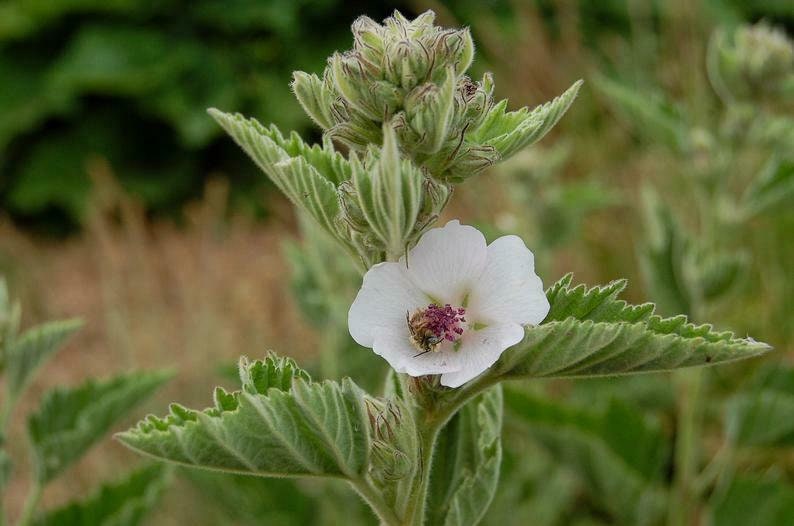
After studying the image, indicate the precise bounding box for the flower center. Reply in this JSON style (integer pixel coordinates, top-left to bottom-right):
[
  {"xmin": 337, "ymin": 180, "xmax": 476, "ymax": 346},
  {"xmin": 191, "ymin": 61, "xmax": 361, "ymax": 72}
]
[{"xmin": 407, "ymin": 303, "xmax": 466, "ymax": 355}]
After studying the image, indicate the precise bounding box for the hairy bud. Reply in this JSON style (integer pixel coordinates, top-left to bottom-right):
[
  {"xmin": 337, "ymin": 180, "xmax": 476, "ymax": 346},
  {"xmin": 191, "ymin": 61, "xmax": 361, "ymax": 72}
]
[
  {"xmin": 291, "ymin": 10, "xmax": 579, "ymax": 182},
  {"xmin": 341, "ymin": 124, "xmax": 444, "ymax": 259},
  {"xmin": 710, "ymin": 22, "xmax": 794, "ymax": 104}
]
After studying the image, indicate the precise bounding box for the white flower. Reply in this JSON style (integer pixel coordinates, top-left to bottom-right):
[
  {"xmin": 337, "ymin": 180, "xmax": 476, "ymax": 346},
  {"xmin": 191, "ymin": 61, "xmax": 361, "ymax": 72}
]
[{"xmin": 348, "ymin": 220, "xmax": 550, "ymax": 388}]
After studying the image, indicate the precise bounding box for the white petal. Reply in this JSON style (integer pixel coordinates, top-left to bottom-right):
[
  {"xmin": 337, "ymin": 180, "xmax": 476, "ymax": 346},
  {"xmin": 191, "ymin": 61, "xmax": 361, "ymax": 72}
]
[
  {"xmin": 467, "ymin": 235, "xmax": 550, "ymax": 326},
  {"xmin": 348, "ymin": 262, "xmax": 429, "ymax": 347},
  {"xmin": 402, "ymin": 220, "xmax": 488, "ymax": 305},
  {"xmin": 439, "ymin": 323, "xmax": 525, "ymax": 388},
  {"xmin": 372, "ymin": 327, "xmax": 461, "ymax": 376}
]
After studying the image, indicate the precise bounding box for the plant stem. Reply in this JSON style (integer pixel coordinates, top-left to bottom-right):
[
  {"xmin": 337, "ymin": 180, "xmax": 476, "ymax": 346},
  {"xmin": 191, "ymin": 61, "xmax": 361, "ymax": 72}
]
[
  {"xmin": 402, "ymin": 374, "xmax": 498, "ymax": 526},
  {"xmin": 668, "ymin": 368, "xmax": 704, "ymax": 526},
  {"xmin": 17, "ymin": 481, "xmax": 41, "ymax": 526},
  {"xmin": 351, "ymin": 476, "xmax": 402, "ymax": 526},
  {"xmin": 403, "ymin": 424, "xmax": 442, "ymax": 526}
]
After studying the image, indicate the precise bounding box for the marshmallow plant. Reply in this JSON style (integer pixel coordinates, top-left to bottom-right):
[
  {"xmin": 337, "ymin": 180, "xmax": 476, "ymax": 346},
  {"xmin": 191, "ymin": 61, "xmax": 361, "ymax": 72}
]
[{"xmin": 118, "ymin": 12, "xmax": 769, "ymax": 526}]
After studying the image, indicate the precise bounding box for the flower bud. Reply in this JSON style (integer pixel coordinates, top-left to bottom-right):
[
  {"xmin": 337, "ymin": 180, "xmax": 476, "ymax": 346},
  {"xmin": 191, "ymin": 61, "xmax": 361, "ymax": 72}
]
[
  {"xmin": 711, "ymin": 22, "xmax": 794, "ymax": 103},
  {"xmin": 290, "ymin": 9, "xmax": 577, "ymax": 183},
  {"xmin": 347, "ymin": 124, "xmax": 424, "ymax": 258},
  {"xmin": 400, "ymin": 66, "xmax": 456, "ymax": 154},
  {"xmin": 364, "ymin": 398, "xmax": 418, "ymax": 485},
  {"xmin": 293, "ymin": 10, "xmax": 479, "ymax": 156}
]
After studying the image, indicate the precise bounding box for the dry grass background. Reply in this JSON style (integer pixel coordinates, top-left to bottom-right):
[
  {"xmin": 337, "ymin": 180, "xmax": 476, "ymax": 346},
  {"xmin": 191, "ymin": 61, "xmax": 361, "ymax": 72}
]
[{"xmin": 0, "ymin": 162, "xmax": 317, "ymax": 521}]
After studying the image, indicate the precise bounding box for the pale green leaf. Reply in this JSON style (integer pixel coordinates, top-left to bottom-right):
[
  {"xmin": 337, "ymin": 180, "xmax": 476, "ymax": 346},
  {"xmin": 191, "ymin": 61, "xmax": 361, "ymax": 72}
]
[
  {"xmin": 471, "ymin": 80, "xmax": 582, "ymax": 160},
  {"xmin": 640, "ymin": 187, "xmax": 692, "ymax": 317},
  {"xmin": 710, "ymin": 476, "xmax": 794, "ymax": 526},
  {"xmin": 694, "ymin": 249, "xmax": 746, "ymax": 301},
  {"xmin": 208, "ymin": 109, "xmax": 350, "ymax": 238},
  {"xmin": 5, "ymin": 319, "xmax": 82, "ymax": 403},
  {"xmin": 185, "ymin": 470, "xmax": 318, "ymax": 526},
  {"xmin": 33, "ymin": 464, "xmax": 169, "ymax": 526},
  {"xmin": 427, "ymin": 386, "xmax": 503, "ymax": 526},
  {"xmin": 505, "ymin": 389, "xmax": 667, "ymax": 525},
  {"xmin": 28, "ymin": 370, "xmax": 172, "ymax": 483},
  {"xmin": 496, "ymin": 275, "xmax": 770, "ymax": 380},
  {"xmin": 593, "ymin": 75, "xmax": 688, "ymax": 153},
  {"xmin": 291, "ymin": 71, "xmax": 336, "ymax": 130},
  {"xmin": 544, "ymin": 273, "xmax": 654, "ymax": 324},
  {"xmin": 741, "ymin": 155, "xmax": 794, "ymax": 219},
  {"xmin": 725, "ymin": 365, "xmax": 794, "ymax": 447},
  {"xmin": 484, "ymin": 444, "xmax": 579, "ymax": 526},
  {"xmin": 117, "ymin": 355, "xmax": 370, "ymax": 479}
]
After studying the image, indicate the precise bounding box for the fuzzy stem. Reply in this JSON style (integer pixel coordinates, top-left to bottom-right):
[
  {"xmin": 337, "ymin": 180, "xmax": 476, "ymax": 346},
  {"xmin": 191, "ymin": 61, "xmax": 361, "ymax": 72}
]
[
  {"xmin": 16, "ymin": 481, "xmax": 41, "ymax": 526},
  {"xmin": 402, "ymin": 424, "xmax": 441, "ymax": 526},
  {"xmin": 402, "ymin": 374, "xmax": 499, "ymax": 525},
  {"xmin": 668, "ymin": 368, "xmax": 704, "ymax": 526},
  {"xmin": 350, "ymin": 476, "xmax": 403, "ymax": 526}
]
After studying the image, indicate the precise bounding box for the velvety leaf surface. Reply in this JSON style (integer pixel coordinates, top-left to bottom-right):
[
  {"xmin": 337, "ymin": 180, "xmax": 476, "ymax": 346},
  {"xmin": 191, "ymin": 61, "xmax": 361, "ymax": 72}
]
[
  {"xmin": 496, "ymin": 275, "xmax": 769, "ymax": 380},
  {"xmin": 117, "ymin": 355, "xmax": 370, "ymax": 480},
  {"xmin": 427, "ymin": 386, "xmax": 503, "ymax": 526}
]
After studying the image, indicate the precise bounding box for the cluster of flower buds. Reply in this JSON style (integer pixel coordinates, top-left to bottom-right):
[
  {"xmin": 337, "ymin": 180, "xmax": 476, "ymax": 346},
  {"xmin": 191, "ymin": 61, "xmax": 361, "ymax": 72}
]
[
  {"xmin": 364, "ymin": 397, "xmax": 416, "ymax": 487},
  {"xmin": 213, "ymin": 10, "xmax": 579, "ymax": 268},
  {"xmin": 292, "ymin": 10, "xmax": 581, "ymax": 183},
  {"xmin": 710, "ymin": 22, "xmax": 794, "ymax": 104}
]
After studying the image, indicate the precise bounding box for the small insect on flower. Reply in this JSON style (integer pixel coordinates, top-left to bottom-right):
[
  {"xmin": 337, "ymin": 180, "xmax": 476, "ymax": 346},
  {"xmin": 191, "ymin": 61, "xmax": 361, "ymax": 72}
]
[
  {"xmin": 407, "ymin": 304, "xmax": 467, "ymax": 356},
  {"xmin": 348, "ymin": 220, "xmax": 550, "ymax": 387}
]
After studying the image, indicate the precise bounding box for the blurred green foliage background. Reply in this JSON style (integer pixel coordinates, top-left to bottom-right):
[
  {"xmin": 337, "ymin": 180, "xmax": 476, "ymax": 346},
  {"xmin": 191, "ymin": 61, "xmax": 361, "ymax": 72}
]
[
  {"xmin": 0, "ymin": 0, "xmax": 412, "ymax": 233},
  {"xmin": 0, "ymin": 1, "xmax": 793, "ymax": 525}
]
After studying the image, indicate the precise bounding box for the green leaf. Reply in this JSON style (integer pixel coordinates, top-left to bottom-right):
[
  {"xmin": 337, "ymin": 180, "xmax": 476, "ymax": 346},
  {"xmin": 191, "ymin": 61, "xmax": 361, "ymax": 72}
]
[
  {"xmin": 741, "ymin": 155, "xmax": 794, "ymax": 219},
  {"xmin": 117, "ymin": 355, "xmax": 371, "ymax": 479},
  {"xmin": 485, "ymin": 442, "xmax": 579, "ymax": 526},
  {"xmin": 544, "ymin": 274, "xmax": 655, "ymax": 324},
  {"xmin": 50, "ymin": 25, "xmax": 182, "ymax": 96},
  {"xmin": 593, "ymin": 75, "xmax": 688, "ymax": 153},
  {"xmin": 496, "ymin": 275, "xmax": 770, "ymax": 380},
  {"xmin": 291, "ymin": 71, "xmax": 336, "ymax": 130},
  {"xmin": 470, "ymin": 80, "xmax": 582, "ymax": 160},
  {"xmin": 208, "ymin": 109, "xmax": 350, "ymax": 185},
  {"xmin": 185, "ymin": 471, "xmax": 317, "ymax": 526},
  {"xmin": 33, "ymin": 464, "xmax": 169, "ymax": 526},
  {"xmin": 640, "ymin": 187, "xmax": 692, "ymax": 317},
  {"xmin": 427, "ymin": 386, "xmax": 503, "ymax": 526},
  {"xmin": 208, "ymin": 109, "xmax": 349, "ymax": 238},
  {"xmin": 710, "ymin": 476, "xmax": 794, "ymax": 526},
  {"xmin": 0, "ymin": 55, "xmax": 73, "ymax": 151},
  {"xmin": 694, "ymin": 249, "xmax": 747, "ymax": 301},
  {"xmin": 5, "ymin": 319, "xmax": 82, "ymax": 405},
  {"xmin": 725, "ymin": 365, "xmax": 794, "ymax": 447},
  {"xmin": 505, "ymin": 388, "xmax": 667, "ymax": 525},
  {"xmin": 28, "ymin": 370, "xmax": 172, "ymax": 483}
]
